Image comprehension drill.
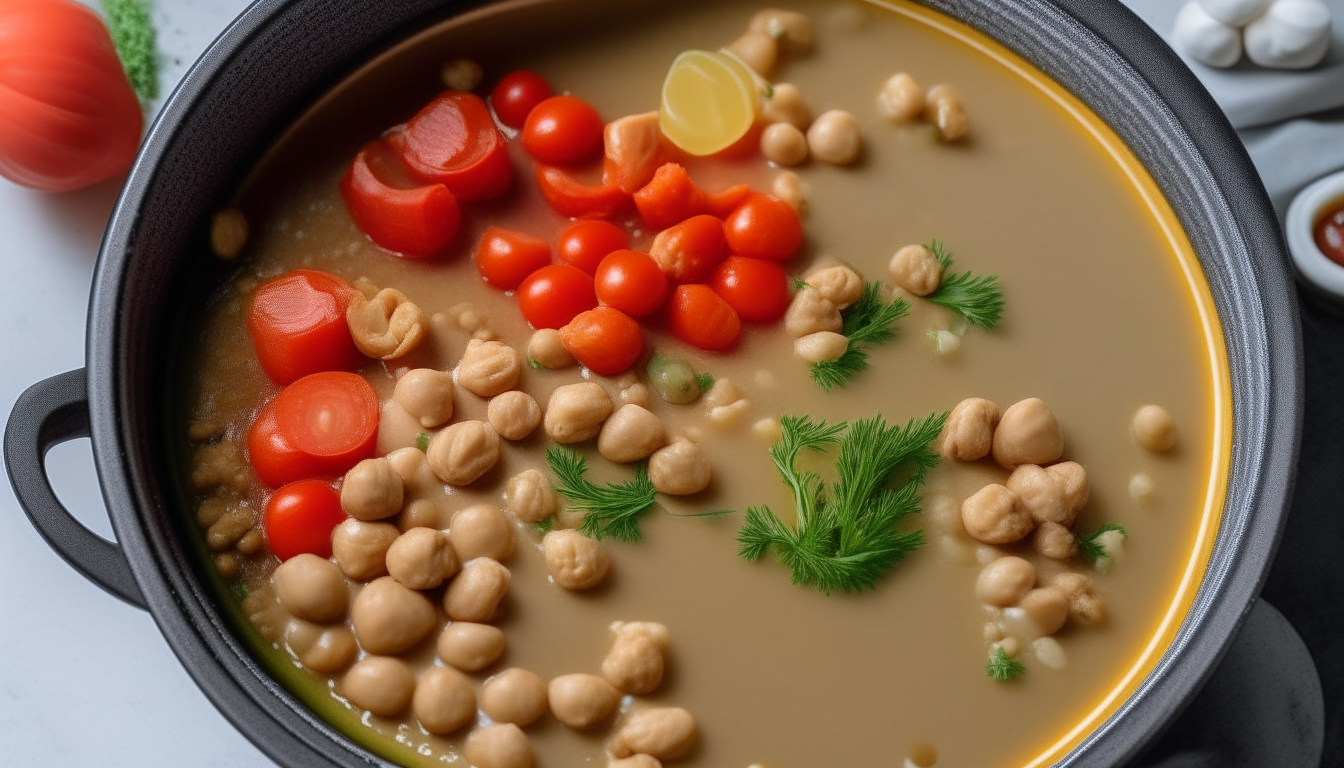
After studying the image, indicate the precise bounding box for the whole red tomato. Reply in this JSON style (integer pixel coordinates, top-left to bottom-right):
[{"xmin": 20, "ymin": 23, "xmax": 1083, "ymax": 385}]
[{"xmin": 0, "ymin": 0, "xmax": 143, "ymax": 191}]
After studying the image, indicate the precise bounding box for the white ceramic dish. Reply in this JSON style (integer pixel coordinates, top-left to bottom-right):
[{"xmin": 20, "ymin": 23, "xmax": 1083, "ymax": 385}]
[{"xmin": 1286, "ymin": 168, "xmax": 1344, "ymax": 300}]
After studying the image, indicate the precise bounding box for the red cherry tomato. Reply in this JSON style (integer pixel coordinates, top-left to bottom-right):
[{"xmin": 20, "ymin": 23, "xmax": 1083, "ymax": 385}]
[
  {"xmin": 649, "ymin": 215, "xmax": 729, "ymax": 283},
  {"xmin": 534, "ymin": 164, "xmax": 630, "ymax": 219},
  {"xmin": 667, "ymin": 284, "xmax": 741, "ymax": 351},
  {"xmin": 723, "ymin": 192, "xmax": 803, "ymax": 262},
  {"xmin": 561, "ymin": 307, "xmax": 644, "ymax": 375},
  {"xmin": 0, "ymin": 0, "xmax": 142, "ymax": 191},
  {"xmin": 274, "ymin": 371, "xmax": 379, "ymax": 470},
  {"xmin": 709, "ymin": 257, "xmax": 791, "ymax": 323},
  {"xmin": 390, "ymin": 91, "xmax": 513, "ymax": 202},
  {"xmin": 340, "ymin": 140, "xmax": 460, "ymax": 258},
  {"xmin": 558, "ymin": 220, "xmax": 629, "ymax": 275},
  {"xmin": 263, "ymin": 480, "xmax": 347, "ymax": 561},
  {"xmin": 247, "ymin": 401, "xmax": 326, "ymax": 488},
  {"xmin": 517, "ymin": 264, "xmax": 598, "ymax": 329},
  {"xmin": 475, "ymin": 226, "xmax": 553, "ymax": 290},
  {"xmin": 522, "ymin": 96, "xmax": 604, "ymax": 165},
  {"xmin": 594, "ymin": 250, "xmax": 670, "ymax": 317},
  {"xmin": 490, "ymin": 70, "xmax": 553, "ymax": 129},
  {"xmin": 247, "ymin": 270, "xmax": 365, "ymax": 385},
  {"xmin": 633, "ymin": 163, "xmax": 750, "ymax": 229}
]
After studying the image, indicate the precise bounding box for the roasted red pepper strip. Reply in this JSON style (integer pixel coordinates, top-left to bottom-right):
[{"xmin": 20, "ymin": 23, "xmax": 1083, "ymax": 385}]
[
  {"xmin": 340, "ymin": 140, "xmax": 460, "ymax": 259},
  {"xmin": 633, "ymin": 162, "xmax": 749, "ymax": 229},
  {"xmin": 535, "ymin": 163, "xmax": 631, "ymax": 219}
]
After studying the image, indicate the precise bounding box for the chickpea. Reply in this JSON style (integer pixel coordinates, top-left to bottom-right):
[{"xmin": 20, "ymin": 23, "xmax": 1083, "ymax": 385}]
[
  {"xmin": 207, "ymin": 506, "xmax": 255, "ymax": 551},
  {"xmin": 450, "ymin": 504, "xmax": 516, "ymax": 562},
  {"xmin": 438, "ymin": 621, "xmax": 508, "ymax": 671},
  {"xmin": 727, "ymin": 31, "xmax": 778, "ymax": 77},
  {"xmin": 545, "ymin": 382, "xmax": 614, "ymax": 443},
  {"xmin": 399, "ymin": 499, "xmax": 440, "ymax": 532},
  {"xmin": 610, "ymin": 757, "xmax": 662, "ymax": 768},
  {"xmin": 1129, "ymin": 472, "xmax": 1156, "ymax": 504},
  {"xmin": 237, "ymin": 528, "xmax": 264, "ymax": 555},
  {"xmin": 876, "ymin": 72, "xmax": 924, "ymax": 123},
  {"xmin": 331, "ymin": 519, "xmax": 398, "ymax": 580},
  {"xmin": 888, "ymin": 244, "xmax": 942, "ymax": 296},
  {"xmin": 1016, "ymin": 587, "xmax": 1069, "ymax": 637},
  {"xmin": 603, "ymin": 627, "xmax": 666, "ymax": 695},
  {"xmin": 1094, "ymin": 530, "xmax": 1126, "ymax": 573},
  {"xmin": 215, "ymin": 552, "xmax": 240, "ymax": 579},
  {"xmin": 794, "ymin": 331, "xmax": 848, "ymax": 363},
  {"xmin": 761, "ymin": 82, "xmax": 812, "ymax": 129},
  {"xmin": 444, "ymin": 557, "xmax": 511, "ymax": 622},
  {"xmin": 771, "ymin": 171, "xmax": 807, "ymax": 212},
  {"xmin": 925, "ymin": 84, "xmax": 969, "ymax": 141},
  {"xmin": 341, "ymin": 458, "xmax": 404, "ymax": 521},
  {"xmin": 350, "ymin": 576, "xmax": 438, "ymax": 655},
  {"xmin": 974, "ymin": 556, "xmax": 1036, "ymax": 607},
  {"xmin": 609, "ymin": 707, "xmax": 699, "ymax": 761},
  {"xmin": 649, "ymin": 439, "xmax": 712, "ymax": 496},
  {"xmin": 703, "ymin": 378, "xmax": 744, "ymax": 409},
  {"xmin": 1033, "ymin": 522, "xmax": 1078, "ymax": 560},
  {"xmin": 528, "ymin": 328, "xmax": 575, "ymax": 369},
  {"xmin": 413, "ymin": 665, "xmax": 477, "ymax": 734},
  {"xmin": 427, "ymin": 420, "xmax": 501, "ymax": 486},
  {"xmin": 505, "ymin": 469, "xmax": 558, "ymax": 524},
  {"xmin": 488, "ymin": 391, "xmax": 542, "ymax": 441},
  {"xmin": 273, "ymin": 554, "xmax": 349, "ymax": 623},
  {"xmin": 1051, "ymin": 572, "xmax": 1107, "ymax": 626},
  {"xmin": 598, "ymin": 404, "xmax": 666, "ymax": 463},
  {"xmin": 465, "ymin": 723, "xmax": 533, "ymax": 768},
  {"xmin": 805, "ymin": 265, "xmax": 864, "ymax": 309},
  {"xmin": 188, "ymin": 419, "xmax": 222, "ymax": 443},
  {"xmin": 1132, "ymin": 404, "xmax": 1176, "ymax": 452},
  {"xmin": 394, "ymin": 369, "xmax": 455, "ymax": 429},
  {"xmin": 548, "ymin": 673, "xmax": 621, "ymax": 730},
  {"xmin": 960, "ymin": 484, "xmax": 1034, "ymax": 544},
  {"xmin": 784, "ymin": 287, "xmax": 843, "ymax": 337},
  {"xmin": 341, "ymin": 656, "xmax": 415, "ymax": 718},
  {"xmin": 440, "ymin": 57, "xmax": 483, "ymax": 91},
  {"xmin": 196, "ymin": 496, "xmax": 229, "ymax": 528},
  {"xmin": 753, "ymin": 417, "xmax": 783, "ymax": 442},
  {"xmin": 210, "ymin": 208, "xmax": 248, "ymax": 260},
  {"xmin": 1032, "ymin": 636, "xmax": 1068, "ymax": 671},
  {"xmin": 542, "ymin": 530, "xmax": 611, "ymax": 590},
  {"xmin": 284, "ymin": 620, "xmax": 358, "ymax": 674},
  {"xmin": 938, "ymin": 397, "xmax": 999, "ymax": 461},
  {"xmin": 708, "ymin": 399, "xmax": 751, "ymax": 429},
  {"xmin": 457, "ymin": 339, "xmax": 524, "ymax": 397},
  {"xmin": 347, "ymin": 288, "xmax": 426, "ymax": 360},
  {"xmin": 480, "ymin": 668, "xmax": 549, "ymax": 727},
  {"xmin": 806, "ymin": 109, "xmax": 862, "ymax": 165},
  {"xmin": 192, "ymin": 442, "xmax": 248, "ymax": 492},
  {"xmin": 386, "ymin": 527, "xmax": 460, "ymax": 590},
  {"xmin": 748, "ymin": 8, "xmax": 815, "ymax": 53},
  {"xmin": 760, "ymin": 122, "xmax": 808, "ymax": 166},
  {"xmin": 992, "ymin": 398, "xmax": 1064, "ymax": 468},
  {"xmin": 1047, "ymin": 461, "xmax": 1090, "ymax": 512}
]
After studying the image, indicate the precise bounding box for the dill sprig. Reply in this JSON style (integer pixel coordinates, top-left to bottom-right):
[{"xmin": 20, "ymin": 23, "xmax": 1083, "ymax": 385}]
[
  {"xmin": 925, "ymin": 239, "xmax": 1004, "ymax": 330},
  {"xmin": 102, "ymin": 0, "xmax": 160, "ymax": 102},
  {"xmin": 696, "ymin": 372, "xmax": 715, "ymax": 393},
  {"xmin": 810, "ymin": 281, "xmax": 909, "ymax": 392},
  {"xmin": 546, "ymin": 445, "xmax": 658, "ymax": 542},
  {"xmin": 1078, "ymin": 523, "xmax": 1128, "ymax": 566},
  {"xmin": 736, "ymin": 411, "xmax": 946, "ymax": 594},
  {"xmin": 532, "ymin": 517, "xmax": 556, "ymax": 535},
  {"xmin": 986, "ymin": 647, "xmax": 1026, "ymax": 682}
]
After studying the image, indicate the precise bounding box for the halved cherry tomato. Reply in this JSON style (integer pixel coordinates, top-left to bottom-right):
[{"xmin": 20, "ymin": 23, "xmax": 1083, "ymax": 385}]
[
  {"xmin": 535, "ymin": 164, "xmax": 630, "ymax": 219},
  {"xmin": 561, "ymin": 306, "xmax": 644, "ymax": 375},
  {"xmin": 710, "ymin": 256, "xmax": 791, "ymax": 323},
  {"xmin": 475, "ymin": 226, "xmax": 552, "ymax": 290},
  {"xmin": 667, "ymin": 284, "xmax": 742, "ymax": 351},
  {"xmin": 723, "ymin": 192, "xmax": 803, "ymax": 262},
  {"xmin": 490, "ymin": 70, "xmax": 553, "ymax": 129},
  {"xmin": 649, "ymin": 215, "xmax": 729, "ymax": 283},
  {"xmin": 263, "ymin": 480, "xmax": 347, "ymax": 561},
  {"xmin": 518, "ymin": 264, "xmax": 597, "ymax": 329},
  {"xmin": 633, "ymin": 163, "xmax": 750, "ymax": 229},
  {"xmin": 602, "ymin": 112, "xmax": 674, "ymax": 194},
  {"xmin": 391, "ymin": 91, "xmax": 513, "ymax": 202},
  {"xmin": 595, "ymin": 250, "xmax": 669, "ymax": 317},
  {"xmin": 247, "ymin": 270, "xmax": 364, "ymax": 385},
  {"xmin": 274, "ymin": 372, "xmax": 379, "ymax": 472},
  {"xmin": 558, "ymin": 220, "xmax": 629, "ymax": 274},
  {"xmin": 247, "ymin": 400, "xmax": 325, "ymax": 488},
  {"xmin": 340, "ymin": 140, "xmax": 460, "ymax": 258},
  {"xmin": 523, "ymin": 95, "xmax": 604, "ymax": 165}
]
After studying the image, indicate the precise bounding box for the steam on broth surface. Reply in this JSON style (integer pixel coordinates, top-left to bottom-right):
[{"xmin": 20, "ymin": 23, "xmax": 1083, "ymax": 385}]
[{"xmin": 178, "ymin": 1, "xmax": 1228, "ymax": 767}]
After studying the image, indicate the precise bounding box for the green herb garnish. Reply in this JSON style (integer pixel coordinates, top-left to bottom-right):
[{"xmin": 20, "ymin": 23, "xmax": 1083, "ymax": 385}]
[
  {"xmin": 736, "ymin": 411, "xmax": 945, "ymax": 594},
  {"xmin": 926, "ymin": 239, "xmax": 1004, "ymax": 330},
  {"xmin": 986, "ymin": 647, "xmax": 1026, "ymax": 682},
  {"xmin": 810, "ymin": 281, "xmax": 909, "ymax": 392},
  {"xmin": 696, "ymin": 372, "xmax": 715, "ymax": 393},
  {"xmin": 230, "ymin": 580, "xmax": 250, "ymax": 602},
  {"xmin": 1078, "ymin": 523, "xmax": 1128, "ymax": 566},
  {"xmin": 416, "ymin": 433, "xmax": 430, "ymax": 452},
  {"xmin": 533, "ymin": 517, "xmax": 557, "ymax": 535},
  {"xmin": 102, "ymin": 0, "xmax": 160, "ymax": 102},
  {"xmin": 547, "ymin": 445, "xmax": 658, "ymax": 542},
  {"xmin": 527, "ymin": 357, "xmax": 544, "ymax": 370},
  {"xmin": 792, "ymin": 276, "xmax": 810, "ymax": 292}
]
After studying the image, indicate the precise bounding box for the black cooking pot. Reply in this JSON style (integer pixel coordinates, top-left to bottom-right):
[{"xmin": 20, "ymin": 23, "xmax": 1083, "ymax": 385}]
[{"xmin": 2, "ymin": 1, "xmax": 1300, "ymax": 766}]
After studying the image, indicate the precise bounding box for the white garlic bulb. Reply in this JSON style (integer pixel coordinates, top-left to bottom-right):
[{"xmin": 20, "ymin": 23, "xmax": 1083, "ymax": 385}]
[
  {"xmin": 1174, "ymin": 1, "xmax": 1245, "ymax": 67},
  {"xmin": 1244, "ymin": 0, "xmax": 1333, "ymax": 69}
]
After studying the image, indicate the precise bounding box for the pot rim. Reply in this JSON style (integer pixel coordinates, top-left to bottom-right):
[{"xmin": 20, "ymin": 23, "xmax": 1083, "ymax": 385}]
[{"xmin": 81, "ymin": 1, "xmax": 1303, "ymax": 766}]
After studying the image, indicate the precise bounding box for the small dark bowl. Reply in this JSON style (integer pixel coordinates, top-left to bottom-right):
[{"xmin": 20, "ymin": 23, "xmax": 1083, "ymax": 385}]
[{"xmin": 4, "ymin": 1, "xmax": 1300, "ymax": 766}]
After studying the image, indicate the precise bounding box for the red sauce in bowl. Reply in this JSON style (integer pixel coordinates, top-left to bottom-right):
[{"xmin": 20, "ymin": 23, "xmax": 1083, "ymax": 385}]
[{"xmin": 1314, "ymin": 196, "xmax": 1344, "ymax": 266}]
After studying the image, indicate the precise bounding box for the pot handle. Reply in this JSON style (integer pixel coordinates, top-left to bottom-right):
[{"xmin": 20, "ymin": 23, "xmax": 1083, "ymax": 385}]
[{"xmin": 4, "ymin": 369, "xmax": 146, "ymax": 609}]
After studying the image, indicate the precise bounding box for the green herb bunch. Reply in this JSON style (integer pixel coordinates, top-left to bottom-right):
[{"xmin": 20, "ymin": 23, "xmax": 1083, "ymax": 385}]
[{"xmin": 810, "ymin": 281, "xmax": 909, "ymax": 392}]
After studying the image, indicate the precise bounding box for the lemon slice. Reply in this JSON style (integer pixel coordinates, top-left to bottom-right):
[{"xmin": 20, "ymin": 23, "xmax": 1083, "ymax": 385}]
[{"xmin": 659, "ymin": 50, "xmax": 760, "ymax": 156}]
